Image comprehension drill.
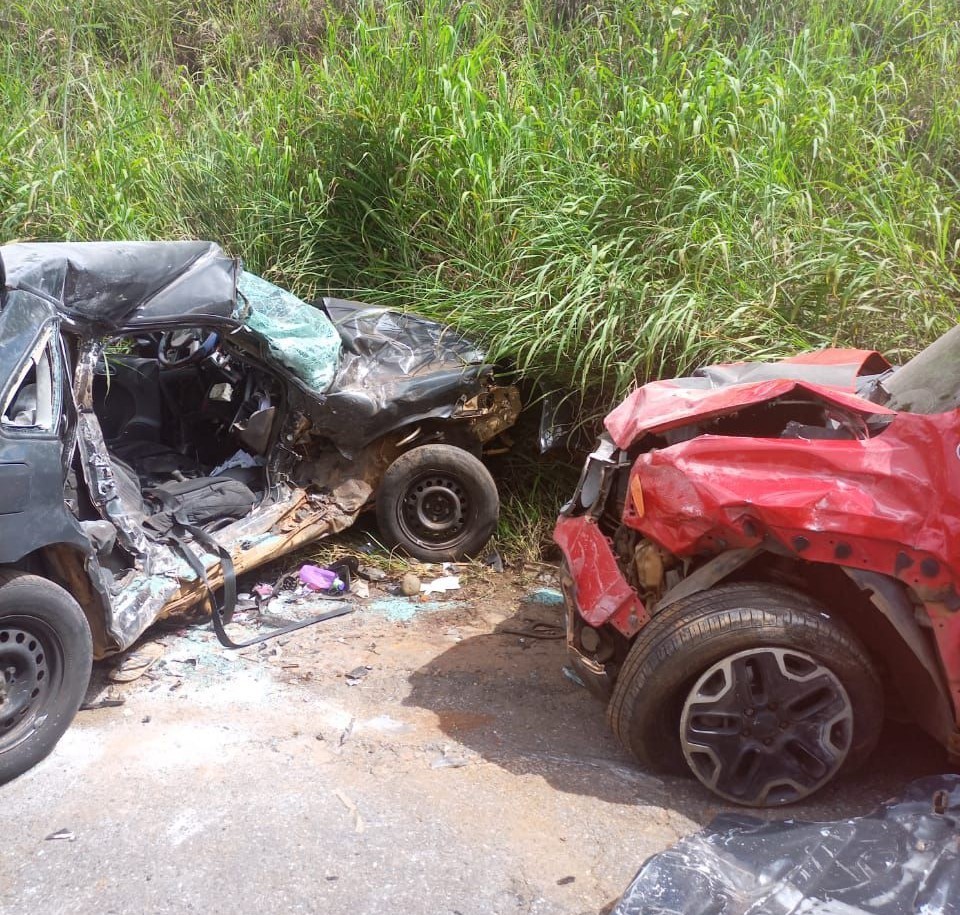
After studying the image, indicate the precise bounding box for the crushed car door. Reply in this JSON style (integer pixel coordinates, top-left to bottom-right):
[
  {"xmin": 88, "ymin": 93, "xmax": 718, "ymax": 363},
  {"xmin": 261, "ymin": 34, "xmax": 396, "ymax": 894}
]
[{"xmin": 0, "ymin": 291, "xmax": 83, "ymax": 562}]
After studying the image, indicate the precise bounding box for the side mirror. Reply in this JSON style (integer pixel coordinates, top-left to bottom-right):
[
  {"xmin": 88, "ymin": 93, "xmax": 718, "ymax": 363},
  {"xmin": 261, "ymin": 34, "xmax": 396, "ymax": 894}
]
[{"xmin": 539, "ymin": 391, "xmax": 574, "ymax": 452}]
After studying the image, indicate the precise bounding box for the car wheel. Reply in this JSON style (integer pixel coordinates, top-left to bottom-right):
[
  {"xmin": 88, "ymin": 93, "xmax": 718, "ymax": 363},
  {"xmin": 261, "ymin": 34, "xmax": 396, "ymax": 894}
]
[
  {"xmin": 0, "ymin": 571, "xmax": 93, "ymax": 785},
  {"xmin": 376, "ymin": 444, "xmax": 499, "ymax": 561},
  {"xmin": 607, "ymin": 582, "xmax": 883, "ymax": 806}
]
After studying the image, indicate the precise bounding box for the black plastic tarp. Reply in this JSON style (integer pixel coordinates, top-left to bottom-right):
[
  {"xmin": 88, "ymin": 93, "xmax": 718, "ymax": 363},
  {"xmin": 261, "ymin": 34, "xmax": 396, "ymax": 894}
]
[
  {"xmin": 613, "ymin": 775, "xmax": 960, "ymax": 915},
  {"xmin": 0, "ymin": 241, "xmax": 239, "ymax": 332}
]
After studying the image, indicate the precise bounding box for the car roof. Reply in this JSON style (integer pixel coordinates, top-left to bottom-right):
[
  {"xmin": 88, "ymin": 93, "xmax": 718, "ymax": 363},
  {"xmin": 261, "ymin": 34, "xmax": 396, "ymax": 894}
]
[{"xmin": 0, "ymin": 240, "xmax": 240, "ymax": 332}]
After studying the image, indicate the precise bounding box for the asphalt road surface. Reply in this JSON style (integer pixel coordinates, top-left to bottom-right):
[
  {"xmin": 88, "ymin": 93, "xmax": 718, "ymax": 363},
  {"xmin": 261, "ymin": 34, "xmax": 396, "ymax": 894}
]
[{"xmin": 0, "ymin": 566, "xmax": 949, "ymax": 914}]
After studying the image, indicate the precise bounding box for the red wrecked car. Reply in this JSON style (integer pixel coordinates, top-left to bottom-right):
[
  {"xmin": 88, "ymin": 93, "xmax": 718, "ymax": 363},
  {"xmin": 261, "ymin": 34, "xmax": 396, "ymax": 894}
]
[{"xmin": 556, "ymin": 330, "xmax": 960, "ymax": 806}]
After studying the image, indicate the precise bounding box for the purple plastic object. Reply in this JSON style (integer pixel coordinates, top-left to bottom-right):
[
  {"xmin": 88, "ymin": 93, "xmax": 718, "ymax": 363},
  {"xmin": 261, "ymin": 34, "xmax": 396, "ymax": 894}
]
[{"xmin": 298, "ymin": 565, "xmax": 345, "ymax": 592}]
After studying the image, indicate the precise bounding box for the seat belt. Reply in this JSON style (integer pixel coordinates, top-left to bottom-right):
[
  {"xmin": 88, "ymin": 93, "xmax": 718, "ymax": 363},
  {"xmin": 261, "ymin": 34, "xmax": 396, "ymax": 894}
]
[{"xmin": 169, "ymin": 516, "xmax": 353, "ymax": 649}]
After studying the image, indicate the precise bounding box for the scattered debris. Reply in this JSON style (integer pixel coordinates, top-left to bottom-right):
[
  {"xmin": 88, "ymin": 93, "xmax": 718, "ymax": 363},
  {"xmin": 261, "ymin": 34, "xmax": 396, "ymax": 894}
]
[
  {"xmin": 430, "ymin": 747, "xmax": 472, "ymax": 770},
  {"xmin": 421, "ymin": 575, "xmax": 461, "ymax": 595},
  {"xmin": 360, "ymin": 715, "xmax": 412, "ymax": 734},
  {"xmin": 79, "ymin": 697, "xmax": 125, "ymax": 712},
  {"xmin": 521, "ymin": 587, "xmax": 564, "ymax": 606},
  {"xmin": 562, "ymin": 666, "xmax": 586, "ymax": 688},
  {"xmin": 499, "ymin": 619, "xmax": 565, "ymax": 640},
  {"xmin": 299, "ymin": 564, "xmax": 346, "ymax": 593},
  {"xmin": 358, "ymin": 565, "xmax": 387, "ymax": 582},
  {"xmin": 345, "ymin": 666, "xmax": 372, "ymax": 683},
  {"xmin": 933, "ymin": 788, "xmax": 949, "ymax": 815},
  {"xmin": 556, "ymin": 876, "xmax": 576, "ymax": 886},
  {"xmin": 367, "ymin": 597, "xmax": 468, "ymax": 622},
  {"xmin": 484, "ymin": 549, "xmax": 505, "ymax": 573},
  {"xmin": 332, "ymin": 789, "xmax": 365, "ymax": 833},
  {"xmin": 350, "ymin": 578, "xmax": 370, "ymax": 599},
  {"xmin": 252, "ymin": 583, "xmax": 274, "ymax": 600},
  {"xmin": 430, "ymin": 755, "xmax": 471, "ymax": 770},
  {"xmin": 210, "ymin": 449, "xmax": 262, "ymax": 476},
  {"xmin": 107, "ymin": 642, "xmax": 165, "ymax": 683},
  {"xmin": 399, "ymin": 572, "xmax": 421, "ymax": 596},
  {"xmin": 45, "ymin": 829, "xmax": 76, "ymax": 842},
  {"xmin": 234, "ymin": 592, "xmax": 256, "ymax": 613}
]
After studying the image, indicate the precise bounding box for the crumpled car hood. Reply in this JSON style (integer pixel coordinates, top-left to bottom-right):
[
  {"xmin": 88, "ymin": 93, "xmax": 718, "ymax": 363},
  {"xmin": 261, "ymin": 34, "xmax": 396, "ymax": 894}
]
[{"xmin": 605, "ymin": 348, "xmax": 893, "ymax": 447}]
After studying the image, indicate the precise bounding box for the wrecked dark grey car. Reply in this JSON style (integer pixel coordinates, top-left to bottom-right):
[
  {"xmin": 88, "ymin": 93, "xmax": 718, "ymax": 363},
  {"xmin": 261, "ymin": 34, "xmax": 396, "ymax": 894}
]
[{"xmin": 0, "ymin": 241, "xmax": 519, "ymax": 783}]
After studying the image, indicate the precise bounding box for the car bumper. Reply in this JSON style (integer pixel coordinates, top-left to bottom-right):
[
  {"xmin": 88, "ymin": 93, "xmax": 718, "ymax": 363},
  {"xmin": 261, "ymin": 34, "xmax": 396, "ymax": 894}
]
[
  {"xmin": 557, "ymin": 561, "xmax": 614, "ymax": 699},
  {"xmin": 553, "ymin": 514, "xmax": 648, "ymax": 637}
]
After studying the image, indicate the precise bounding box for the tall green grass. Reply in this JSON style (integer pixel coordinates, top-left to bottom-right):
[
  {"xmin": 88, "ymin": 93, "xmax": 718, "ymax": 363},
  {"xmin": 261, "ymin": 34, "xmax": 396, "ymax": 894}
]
[{"xmin": 2, "ymin": 0, "xmax": 960, "ymax": 407}]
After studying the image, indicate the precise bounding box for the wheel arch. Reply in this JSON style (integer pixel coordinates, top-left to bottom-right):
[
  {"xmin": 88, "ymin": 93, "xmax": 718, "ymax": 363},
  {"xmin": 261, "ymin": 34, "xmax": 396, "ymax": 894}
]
[
  {"xmin": 385, "ymin": 419, "xmax": 484, "ymax": 460},
  {"xmin": 1, "ymin": 544, "xmax": 113, "ymax": 660},
  {"xmin": 657, "ymin": 549, "xmax": 955, "ymax": 748}
]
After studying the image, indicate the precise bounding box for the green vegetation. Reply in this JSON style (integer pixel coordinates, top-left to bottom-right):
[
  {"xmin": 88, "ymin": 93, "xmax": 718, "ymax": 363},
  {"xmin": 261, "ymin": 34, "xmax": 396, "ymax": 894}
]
[
  {"xmin": 3, "ymin": 0, "xmax": 960, "ymax": 556},
  {"xmin": 3, "ymin": 0, "xmax": 959, "ymax": 402},
  {"xmin": 7, "ymin": 0, "xmax": 959, "ymax": 554}
]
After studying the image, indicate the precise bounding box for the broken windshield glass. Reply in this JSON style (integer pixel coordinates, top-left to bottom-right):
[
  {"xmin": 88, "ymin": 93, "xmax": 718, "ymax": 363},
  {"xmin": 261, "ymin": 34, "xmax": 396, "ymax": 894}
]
[{"xmin": 238, "ymin": 272, "xmax": 341, "ymax": 393}]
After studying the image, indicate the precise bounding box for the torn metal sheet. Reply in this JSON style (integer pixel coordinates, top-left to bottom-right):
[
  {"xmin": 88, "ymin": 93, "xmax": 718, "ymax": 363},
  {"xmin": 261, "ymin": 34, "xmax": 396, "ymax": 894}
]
[
  {"xmin": 612, "ymin": 775, "xmax": 960, "ymax": 915},
  {"xmin": 314, "ymin": 298, "xmax": 504, "ymax": 452},
  {"xmin": 2, "ymin": 241, "xmax": 239, "ymax": 331}
]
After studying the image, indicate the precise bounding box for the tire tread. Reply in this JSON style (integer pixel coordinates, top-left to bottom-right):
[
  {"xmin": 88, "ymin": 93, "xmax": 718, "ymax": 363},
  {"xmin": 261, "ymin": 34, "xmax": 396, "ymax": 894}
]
[
  {"xmin": 0, "ymin": 571, "xmax": 93, "ymax": 785},
  {"xmin": 607, "ymin": 582, "xmax": 882, "ymax": 778}
]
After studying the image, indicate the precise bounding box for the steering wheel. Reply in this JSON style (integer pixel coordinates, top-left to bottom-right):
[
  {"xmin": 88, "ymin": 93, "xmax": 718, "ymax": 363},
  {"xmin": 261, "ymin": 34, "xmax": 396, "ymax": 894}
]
[{"xmin": 157, "ymin": 328, "xmax": 219, "ymax": 368}]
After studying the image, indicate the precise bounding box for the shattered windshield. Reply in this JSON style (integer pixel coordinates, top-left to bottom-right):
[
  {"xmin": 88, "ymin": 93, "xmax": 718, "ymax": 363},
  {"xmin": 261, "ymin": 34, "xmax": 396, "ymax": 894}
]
[{"xmin": 237, "ymin": 272, "xmax": 341, "ymax": 393}]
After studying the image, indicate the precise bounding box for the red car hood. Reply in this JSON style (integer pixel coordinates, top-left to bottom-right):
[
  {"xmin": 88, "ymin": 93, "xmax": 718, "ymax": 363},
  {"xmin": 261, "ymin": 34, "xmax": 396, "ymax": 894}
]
[{"xmin": 605, "ymin": 348, "xmax": 894, "ymax": 448}]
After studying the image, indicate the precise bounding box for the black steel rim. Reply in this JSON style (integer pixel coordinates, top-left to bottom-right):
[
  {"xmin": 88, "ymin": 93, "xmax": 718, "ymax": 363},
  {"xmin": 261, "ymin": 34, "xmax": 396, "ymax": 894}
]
[
  {"xmin": 398, "ymin": 471, "xmax": 473, "ymax": 549},
  {"xmin": 680, "ymin": 647, "xmax": 853, "ymax": 806},
  {"xmin": 0, "ymin": 617, "xmax": 60, "ymax": 753}
]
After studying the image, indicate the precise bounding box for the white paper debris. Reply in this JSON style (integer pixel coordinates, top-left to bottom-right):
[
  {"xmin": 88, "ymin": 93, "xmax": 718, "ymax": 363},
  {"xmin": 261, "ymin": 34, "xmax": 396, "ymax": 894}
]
[{"xmin": 420, "ymin": 575, "xmax": 461, "ymax": 595}]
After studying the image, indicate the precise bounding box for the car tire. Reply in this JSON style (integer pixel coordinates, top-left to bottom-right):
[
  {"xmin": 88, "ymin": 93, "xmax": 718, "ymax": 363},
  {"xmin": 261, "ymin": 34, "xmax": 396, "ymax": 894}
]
[
  {"xmin": 376, "ymin": 444, "xmax": 499, "ymax": 562},
  {"xmin": 0, "ymin": 571, "xmax": 93, "ymax": 785},
  {"xmin": 607, "ymin": 582, "xmax": 883, "ymax": 806}
]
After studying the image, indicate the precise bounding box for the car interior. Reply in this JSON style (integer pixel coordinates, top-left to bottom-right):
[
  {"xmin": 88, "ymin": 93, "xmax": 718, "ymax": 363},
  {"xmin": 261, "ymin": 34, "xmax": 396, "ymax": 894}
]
[{"xmin": 89, "ymin": 329, "xmax": 282, "ymax": 536}]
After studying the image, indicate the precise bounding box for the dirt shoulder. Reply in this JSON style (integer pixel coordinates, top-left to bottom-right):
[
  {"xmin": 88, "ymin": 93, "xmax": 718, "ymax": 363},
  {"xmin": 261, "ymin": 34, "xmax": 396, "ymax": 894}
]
[{"xmin": 0, "ymin": 563, "xmax": 948, "ymax": 914}]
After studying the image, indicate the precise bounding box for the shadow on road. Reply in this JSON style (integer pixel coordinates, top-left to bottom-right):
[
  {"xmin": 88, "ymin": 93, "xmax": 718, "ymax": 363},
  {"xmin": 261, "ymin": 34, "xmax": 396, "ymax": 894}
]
[{"xmin": 404, "ymin": 599, "xmax": 951, "ymax": 826}]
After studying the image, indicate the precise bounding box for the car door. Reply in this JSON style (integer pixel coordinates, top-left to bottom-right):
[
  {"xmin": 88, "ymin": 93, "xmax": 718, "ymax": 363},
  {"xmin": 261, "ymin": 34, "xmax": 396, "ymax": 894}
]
[{"xmin": 0, "ymin": 290, "xmax": 81, "ymax": 562}]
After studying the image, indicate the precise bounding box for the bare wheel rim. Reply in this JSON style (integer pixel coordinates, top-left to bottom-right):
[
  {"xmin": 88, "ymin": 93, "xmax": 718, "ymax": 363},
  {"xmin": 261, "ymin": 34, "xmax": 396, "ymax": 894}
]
[
  {"xmin": 680, "ymin": 647, "xmax": 853, "ymax": 806},
  {"xmin": 397, "ymin": 471, "xmax": 474, "ymax": 550},
  {"xmin": 0, "ymin": 616, "xmax": 61, "ymax": 753}
]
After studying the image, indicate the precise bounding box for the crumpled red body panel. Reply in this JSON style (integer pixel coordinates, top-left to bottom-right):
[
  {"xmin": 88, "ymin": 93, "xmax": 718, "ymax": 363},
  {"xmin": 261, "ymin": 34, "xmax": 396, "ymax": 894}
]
[
  {"xmin": 627, "ymin": 417, "xmax": 949, "ymax": 564},
  {"xmin": 554, "ymin": 515, "xmax": 648, "ymax": 633},
  {"xmin": 604, "ymin": 349, "xmax": 892, "ymax": 448},
  {"xmin": 560, "ymin": 345, "xmax": 960, "ymax": 725},
  {"xmin": 620, "ymin": 410, "xmax": 960, "ymax": 722}
]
